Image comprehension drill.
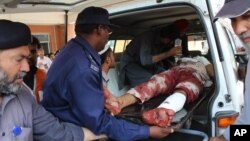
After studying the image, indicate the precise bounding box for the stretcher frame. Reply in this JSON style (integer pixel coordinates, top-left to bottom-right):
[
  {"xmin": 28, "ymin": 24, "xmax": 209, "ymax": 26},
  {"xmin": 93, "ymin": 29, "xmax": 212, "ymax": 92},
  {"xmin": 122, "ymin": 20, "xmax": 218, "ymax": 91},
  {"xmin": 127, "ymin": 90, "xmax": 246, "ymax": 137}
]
[{"xmin": 115, "ymin": 85, "xmax": 214, "ymax": 141}]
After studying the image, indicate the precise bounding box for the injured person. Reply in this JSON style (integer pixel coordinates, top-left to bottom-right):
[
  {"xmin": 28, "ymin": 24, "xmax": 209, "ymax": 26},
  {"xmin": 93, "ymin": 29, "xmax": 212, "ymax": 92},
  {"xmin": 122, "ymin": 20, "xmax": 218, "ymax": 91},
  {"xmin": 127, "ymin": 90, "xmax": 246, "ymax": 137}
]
[{"xmin": 105, "ymin": 55, "xmax": 214, "ymax": 127}]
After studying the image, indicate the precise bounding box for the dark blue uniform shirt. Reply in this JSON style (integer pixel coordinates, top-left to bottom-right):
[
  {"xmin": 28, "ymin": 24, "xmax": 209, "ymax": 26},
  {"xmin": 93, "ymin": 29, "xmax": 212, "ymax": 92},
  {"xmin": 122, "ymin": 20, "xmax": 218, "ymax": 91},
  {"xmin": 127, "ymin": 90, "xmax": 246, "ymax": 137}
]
[{"xmin": 41, "ymin": 36, "xmax": 149, "ymax": 141}]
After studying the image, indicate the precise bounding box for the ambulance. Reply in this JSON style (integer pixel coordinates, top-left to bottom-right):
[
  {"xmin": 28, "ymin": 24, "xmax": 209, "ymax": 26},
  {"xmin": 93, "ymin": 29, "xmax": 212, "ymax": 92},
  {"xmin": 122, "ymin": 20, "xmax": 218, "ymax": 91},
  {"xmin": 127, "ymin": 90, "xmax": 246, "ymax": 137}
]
[{"xmin": 0, "ymin": 0, "xmax": 246, "ymax": 140}]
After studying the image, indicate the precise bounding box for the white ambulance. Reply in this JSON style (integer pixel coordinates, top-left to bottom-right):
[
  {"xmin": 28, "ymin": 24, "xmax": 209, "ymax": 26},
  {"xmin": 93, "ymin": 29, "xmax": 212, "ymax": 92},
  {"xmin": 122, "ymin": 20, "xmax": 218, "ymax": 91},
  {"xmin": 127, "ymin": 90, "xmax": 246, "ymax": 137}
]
[{"xmin": 0, "ymin": 0, "xmax": 246, "ymax": 140}]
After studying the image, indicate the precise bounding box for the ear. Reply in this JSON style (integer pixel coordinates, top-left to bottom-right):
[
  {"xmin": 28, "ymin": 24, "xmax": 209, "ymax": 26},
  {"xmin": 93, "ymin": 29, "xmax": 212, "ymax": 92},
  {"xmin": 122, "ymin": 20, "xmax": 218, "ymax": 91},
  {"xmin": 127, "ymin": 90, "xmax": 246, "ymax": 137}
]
[
  {"xmin": 97, "ymin": 25, "xmax": 107, "ymax": 36},
  {"xmin": 95, "ymin": 25, "xmax": 102, "ymax": 35}
]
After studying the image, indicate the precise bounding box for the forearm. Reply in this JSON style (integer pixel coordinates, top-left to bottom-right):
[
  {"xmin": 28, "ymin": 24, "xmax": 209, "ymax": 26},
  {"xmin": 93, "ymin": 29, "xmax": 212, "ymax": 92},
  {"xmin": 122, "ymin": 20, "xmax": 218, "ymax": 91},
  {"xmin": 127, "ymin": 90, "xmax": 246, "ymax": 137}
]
[
  {"xmin": 33, "ymin": 99, "xmax": 84, "ymax": 141},
  {"xmin": 152, "ymin": 46, "xmax": 182, "ymax": 64},
  {"xmin": 152, "ymin": 51, "xmax": 171, "ymax": 63},
  {"xmin": 118, "ymin": 94, "xmax": 139, "ymax": 109}
]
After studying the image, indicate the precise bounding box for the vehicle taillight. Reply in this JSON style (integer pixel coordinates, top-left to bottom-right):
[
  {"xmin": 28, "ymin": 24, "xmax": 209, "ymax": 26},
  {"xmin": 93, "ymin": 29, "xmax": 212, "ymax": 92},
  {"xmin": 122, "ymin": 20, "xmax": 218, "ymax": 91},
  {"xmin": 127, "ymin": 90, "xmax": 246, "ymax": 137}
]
[{"xmin": 217, "ymin": 115, "xmax": 238, "ymax": 128}]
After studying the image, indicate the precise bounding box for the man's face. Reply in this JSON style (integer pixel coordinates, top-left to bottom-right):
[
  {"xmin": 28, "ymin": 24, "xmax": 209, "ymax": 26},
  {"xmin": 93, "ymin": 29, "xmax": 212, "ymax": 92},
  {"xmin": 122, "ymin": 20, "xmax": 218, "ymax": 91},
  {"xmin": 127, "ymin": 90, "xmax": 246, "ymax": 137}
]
[
  {"xmin": 97, "ymin": 25, "xmax": 112, "ymax": 52},
  {"xmin": 0, "ymin": 46, "xmax": 30, "ymax": 94},
  {"xmin": 231, "ymin": 11, "xmax": 250, "ymax": 52},
  {"xmin": 38, "ymin": 48, "xmax": 45, "ymax": 57},
  {"xmin": 50, "ymin": 53, "xmax": 55, "ymax": 61}
]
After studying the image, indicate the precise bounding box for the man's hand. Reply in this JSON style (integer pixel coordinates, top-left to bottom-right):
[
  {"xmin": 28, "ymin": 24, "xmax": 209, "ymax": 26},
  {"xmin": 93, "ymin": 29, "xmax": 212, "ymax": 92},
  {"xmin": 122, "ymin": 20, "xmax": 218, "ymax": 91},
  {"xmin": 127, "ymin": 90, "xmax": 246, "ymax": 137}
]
[
  {"xmin": 103, "ymin": 86, "xmax": 122, "ymax": 115},
  {"xmin": 149, "ymin": 126, "xmax": 174, "ymax": 139},
  {"xmin": 169, "ymin": 46, "xmax": 182, "ymax": 56},
  {"xmin": 105, "ymin": 95, "xmax": 122, "ymax": 115},
  {"xmin": 210, "ymin": 135, "xmax": 227, "ymax": 141}
]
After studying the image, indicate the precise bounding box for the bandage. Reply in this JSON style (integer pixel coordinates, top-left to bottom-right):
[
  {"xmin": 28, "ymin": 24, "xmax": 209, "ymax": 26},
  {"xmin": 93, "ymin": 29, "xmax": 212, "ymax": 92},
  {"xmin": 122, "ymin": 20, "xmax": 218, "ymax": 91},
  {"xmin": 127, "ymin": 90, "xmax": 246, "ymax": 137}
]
[{"xmin": 158, "ymin": 92, "xmax": 186, "ymax": 112}]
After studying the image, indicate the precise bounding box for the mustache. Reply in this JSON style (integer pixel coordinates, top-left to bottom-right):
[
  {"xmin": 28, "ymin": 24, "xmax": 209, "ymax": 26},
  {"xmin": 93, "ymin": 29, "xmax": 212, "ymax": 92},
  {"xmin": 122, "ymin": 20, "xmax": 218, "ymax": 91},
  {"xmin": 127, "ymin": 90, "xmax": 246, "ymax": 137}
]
[
  {"xmin": 239, "ymin": 32, "xmax": 250, "ymax": 40},
  {"xmin": 15, "ymin": 72, "xmax": 27, "ymax": 79}
]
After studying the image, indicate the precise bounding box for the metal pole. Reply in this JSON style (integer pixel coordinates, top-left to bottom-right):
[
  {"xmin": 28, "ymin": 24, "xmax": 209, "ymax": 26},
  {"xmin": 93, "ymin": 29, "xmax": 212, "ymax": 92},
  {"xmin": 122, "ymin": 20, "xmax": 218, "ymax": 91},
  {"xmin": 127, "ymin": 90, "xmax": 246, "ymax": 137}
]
[{"xmin": 64, "ymin": 10, "xmax": 69, "ymax": 43}]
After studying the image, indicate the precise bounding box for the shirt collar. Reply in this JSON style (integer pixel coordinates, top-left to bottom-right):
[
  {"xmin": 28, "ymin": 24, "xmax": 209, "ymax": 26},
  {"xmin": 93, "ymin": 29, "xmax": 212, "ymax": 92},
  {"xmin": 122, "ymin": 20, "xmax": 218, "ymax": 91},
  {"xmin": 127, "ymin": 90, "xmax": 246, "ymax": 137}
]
[
  {"xmin": 1, "ymin": 94, "xmax": 16, "ymax": 115},
  {"xmin": 102, "ymin": 71, "xmax": 109, "ymax": 85}
]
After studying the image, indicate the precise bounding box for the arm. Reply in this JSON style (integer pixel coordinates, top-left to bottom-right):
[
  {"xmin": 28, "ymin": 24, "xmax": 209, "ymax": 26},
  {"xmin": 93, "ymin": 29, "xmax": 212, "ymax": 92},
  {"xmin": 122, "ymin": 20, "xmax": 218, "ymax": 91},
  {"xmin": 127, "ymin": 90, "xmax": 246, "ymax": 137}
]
[
  {"xmin": 118, "ymin": 93, "xmax": 139, "ymax": 109},
  {"xmin": 32, "ymin": 95, "xmax": 107, "ymax": 141},
  {"xmin": 33, "ymin": 100, "xmax": 84, "ymax": 141},
  {"xmin": 68, "ymin": 69, "xmax": 150, "ymax": 140},
  {"xmin": 104, "ymin": 85, "xmax": 138, "ymax": 115},
  {"xmin": 26, "ymin": 84, "xmax": 105, "ymax": 141},
  {"xmin": 139, "ymin": 33, "xmax": 181, "ymax": 66},
  {"xmin": 152, "ymin": 46, "xmax": 182, "ymax": 64}
]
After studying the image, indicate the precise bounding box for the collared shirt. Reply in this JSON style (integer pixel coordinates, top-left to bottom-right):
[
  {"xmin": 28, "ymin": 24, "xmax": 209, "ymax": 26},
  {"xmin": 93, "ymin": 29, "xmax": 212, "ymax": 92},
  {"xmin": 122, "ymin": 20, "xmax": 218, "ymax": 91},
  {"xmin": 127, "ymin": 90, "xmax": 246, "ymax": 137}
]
[
  {"xmin": 42, "ymin": 36, "xmax": 149, "ymax": 140},
  {"xmin": 102, "ymin": 71, "xmax": 109, "ymax": 87},
  {"xmin": 0, "ymin": 83, "xmax": 83, "ymax": 141},
  {"xmin": 102, "ymin": 70, "xmax": 129, "ymax": 97}
]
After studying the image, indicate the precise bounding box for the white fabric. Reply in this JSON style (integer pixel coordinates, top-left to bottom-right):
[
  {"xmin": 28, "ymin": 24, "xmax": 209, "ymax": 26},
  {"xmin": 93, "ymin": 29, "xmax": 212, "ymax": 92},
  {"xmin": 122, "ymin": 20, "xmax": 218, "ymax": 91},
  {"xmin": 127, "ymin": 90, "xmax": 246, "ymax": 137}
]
[
  {"xmin": 179, "ymin": 56, "xmax": 211, "ymax": 82},
  {"xmin": 37, "ymin": 56, "xmax": 52, "ymax": 72},
  {"xmin": 103, "ymin": 68, "xmax": 130, "ymax": 97},
  {"xmin": 158, "ymin": 92, "xmax": 187, "ymax": 112},
  {"xmin": 99, "ymin": 44, "xmax": 110, "ymax": 55}
]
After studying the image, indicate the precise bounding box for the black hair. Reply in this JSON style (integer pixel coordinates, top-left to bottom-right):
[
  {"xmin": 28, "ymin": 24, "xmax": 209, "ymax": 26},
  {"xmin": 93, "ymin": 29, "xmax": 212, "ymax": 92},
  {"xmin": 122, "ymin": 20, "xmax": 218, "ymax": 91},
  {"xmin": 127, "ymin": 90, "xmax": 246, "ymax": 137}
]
[
  {"xmin": 31, "ymin": 36, "xmax": 41, "ymax": 49},
  {"xmin": 160, "ymin": 24, "xmax": 180, "ymax": 40},
  {"xmin": 100, "ymin": 48, "xmax": 112, "ymax": 65},
  {"xmin": 49, "ymin": 52, "xmax": 54, "ymax": 57}
]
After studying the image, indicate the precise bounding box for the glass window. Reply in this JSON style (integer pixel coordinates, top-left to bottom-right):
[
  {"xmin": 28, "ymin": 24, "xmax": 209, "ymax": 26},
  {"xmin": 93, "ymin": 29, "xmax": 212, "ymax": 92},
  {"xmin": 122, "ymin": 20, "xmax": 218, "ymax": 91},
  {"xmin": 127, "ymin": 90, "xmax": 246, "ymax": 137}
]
[
  {"xmin": 33, "ymin": 33, "xmax": 51, "ymax": 55},
  {"xmin": 188, "ymin": 34, "xmax": 209, "ymax": 55},
  {"xmin": 109, "ymin": 40, "xmax": 131, "ymax": 53}
]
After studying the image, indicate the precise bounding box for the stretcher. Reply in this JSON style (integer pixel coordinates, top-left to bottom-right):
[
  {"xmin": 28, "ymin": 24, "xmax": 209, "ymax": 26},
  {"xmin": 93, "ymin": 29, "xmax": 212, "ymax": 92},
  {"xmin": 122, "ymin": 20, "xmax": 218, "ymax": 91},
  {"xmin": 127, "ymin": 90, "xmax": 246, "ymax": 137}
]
[{"xmin": 115, "ymin": 85, "xmax": 214, "ymax": 141}]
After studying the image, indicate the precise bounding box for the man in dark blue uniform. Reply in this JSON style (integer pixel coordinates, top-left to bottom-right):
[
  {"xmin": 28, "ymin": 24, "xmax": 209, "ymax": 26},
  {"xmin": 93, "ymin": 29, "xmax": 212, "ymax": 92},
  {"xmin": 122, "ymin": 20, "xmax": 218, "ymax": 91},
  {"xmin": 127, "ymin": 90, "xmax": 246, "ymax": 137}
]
[{"xmin": 41, "ymin": 6, "xmax": 173, "ymax": 140}]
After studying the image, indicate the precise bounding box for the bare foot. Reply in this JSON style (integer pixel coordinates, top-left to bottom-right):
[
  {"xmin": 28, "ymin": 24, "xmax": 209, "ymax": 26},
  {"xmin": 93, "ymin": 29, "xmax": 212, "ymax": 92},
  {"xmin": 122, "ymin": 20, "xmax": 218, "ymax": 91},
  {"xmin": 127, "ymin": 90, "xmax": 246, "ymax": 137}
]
[{"xmin": 142, "ymin": 108, "xmax": 175, "ymax": 127}]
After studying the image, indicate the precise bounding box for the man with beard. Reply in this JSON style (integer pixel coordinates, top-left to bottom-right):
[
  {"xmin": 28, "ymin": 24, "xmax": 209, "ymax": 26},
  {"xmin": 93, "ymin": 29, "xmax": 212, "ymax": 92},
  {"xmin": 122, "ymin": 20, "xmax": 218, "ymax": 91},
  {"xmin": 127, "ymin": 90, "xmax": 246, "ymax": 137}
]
[
  {"xmin": 23, "ymin": 36, "xmax": 46, "ymax": 103},
  {"xmin": 210, "ymin": 0, "xmax": 250, "ymax": 141},
  {"xmin": 0, "ymin": 19, "xmax": 106, "ymax": 141}
]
